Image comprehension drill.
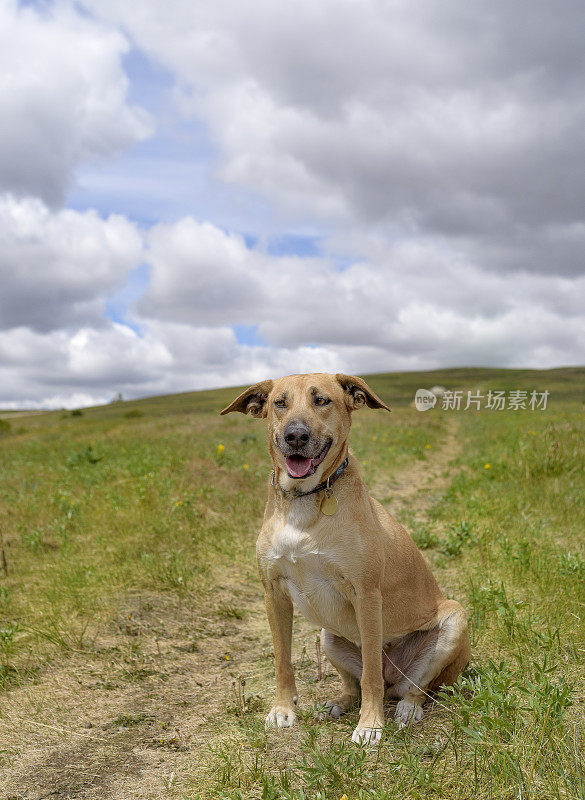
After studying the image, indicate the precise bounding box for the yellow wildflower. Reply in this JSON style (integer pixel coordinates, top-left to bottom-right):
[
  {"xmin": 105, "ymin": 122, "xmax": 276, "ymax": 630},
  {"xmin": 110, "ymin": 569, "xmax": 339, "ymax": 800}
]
[
  {"xmin": 425, "ymin": 444, "xmax": 431, "ymax": 449},
  {"xmin": 243, "ymin": 463, "xmax": 250, "ymax": 470},
  {"xmin": 484, "ymin": 463, "xmax": 491, "ymax": 469},
  {"xmin": 217, "ymin": 443, "xmax": 225, "ymax": 454}
]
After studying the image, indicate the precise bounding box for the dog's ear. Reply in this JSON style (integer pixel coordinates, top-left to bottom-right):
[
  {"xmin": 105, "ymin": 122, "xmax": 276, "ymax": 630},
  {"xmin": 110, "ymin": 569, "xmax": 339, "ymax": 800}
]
[
  {"xmin": 335, "ymin": 374, "xmax": 391, "ymax": 412},
  {"xmin": 220, "ymin": 379, "xmax": 274, "ymax": 418}
]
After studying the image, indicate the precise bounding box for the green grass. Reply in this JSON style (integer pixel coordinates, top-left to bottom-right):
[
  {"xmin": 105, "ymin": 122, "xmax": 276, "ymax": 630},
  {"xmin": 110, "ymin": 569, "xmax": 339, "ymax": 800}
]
[{"xmin": 0, "ymin": 367, "xmax": 584, "ymax": 799}]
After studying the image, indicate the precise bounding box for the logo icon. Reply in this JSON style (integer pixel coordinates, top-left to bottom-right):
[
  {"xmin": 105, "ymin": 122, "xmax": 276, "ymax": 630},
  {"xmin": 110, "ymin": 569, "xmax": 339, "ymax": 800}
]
[{"xmin": 414, "ymin": 389, "xmax": 437, "ymax": 412}]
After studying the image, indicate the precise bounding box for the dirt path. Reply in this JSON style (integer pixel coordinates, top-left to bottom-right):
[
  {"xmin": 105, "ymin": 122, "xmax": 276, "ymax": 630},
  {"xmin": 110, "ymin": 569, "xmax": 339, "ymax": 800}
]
[
  {"xmin": 0, "ymin": 419, "xmax": 462, "ymax": 799},
  {"xmin": 371, "ymin": 415, "xmax": 461, "ymax": 515}
]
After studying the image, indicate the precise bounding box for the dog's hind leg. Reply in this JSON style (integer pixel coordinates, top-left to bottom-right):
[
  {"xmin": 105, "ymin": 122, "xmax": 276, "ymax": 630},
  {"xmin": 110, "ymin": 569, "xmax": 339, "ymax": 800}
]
[
  {"xmin": 387, "ymin": 600, "xmax": 469, "ymax": 728},
  {"xmin": 319, "ymin": 629, "xmax": 362, "ymax": 719}
]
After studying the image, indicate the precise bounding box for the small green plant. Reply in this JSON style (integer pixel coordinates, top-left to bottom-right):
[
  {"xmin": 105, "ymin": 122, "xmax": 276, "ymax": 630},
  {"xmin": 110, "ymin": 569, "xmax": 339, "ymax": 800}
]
[
  {"xmin": 218, "ymin": 603, "xmax": 245, "ymax": 620},
  {"xmin": 0, "ymin": 623, "xmax": 21, "ymax": 686},
  {"xmin": 499, "ymin": 534, "xmax": 531, "ymax": 572},
  {"xmin": 410, "ymin": 523, "xmax": 438, "ymax": 549},
  {"xmin": 124, "ymin": 409, "xmax": 144, "ymax": 418},
  {"xmin": 295, "ymin": 741, "xmax": 368, "ymax": 796},
  {"xmin": 110, "ymin": 712, "xmax": 154, "ymax": 727},
  {"xmin": 67, "ymin": 445, "xmax": 103, "ymax": 467},
  {"xmin": 0, "ymin": 623, "xmax": 19, "ymax": 664},
  {"xmin": 439, "ymin": 520, "xmax": 474, "ymax": 556},
  {"xmin": 468, "ymin": 579, "xmax": 519, "ymax": 640},
  {"xmin": 227, "ymin": 675, "xmax": 263, "ymax": 717},
  {"xmin": 558, "ymin": 551, "xmax": 585, "ymax": 579},
  {"xmin": 52, "ymin": 488, "xmax": 81, "ymax": 519},
  {"xmin": 141, "ymin": 548, "xmax": 198, "ymax": 600},
  {"xmin": 517, "ymin": 423, "xmax": 580, "ymax": 479},
  {"xmin": 0, "ymin": 419, "xmax": 11, "ymax": 436},
  {"xmin": 20, "ymin": 528, "xmax": 46, "ymax": 552}
]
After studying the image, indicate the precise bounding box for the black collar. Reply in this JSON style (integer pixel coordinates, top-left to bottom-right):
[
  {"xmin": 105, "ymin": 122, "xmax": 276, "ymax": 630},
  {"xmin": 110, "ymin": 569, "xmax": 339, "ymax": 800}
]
[{"xmin": 292, "ymin": 457, "xmax": 349, "ymax": 498}]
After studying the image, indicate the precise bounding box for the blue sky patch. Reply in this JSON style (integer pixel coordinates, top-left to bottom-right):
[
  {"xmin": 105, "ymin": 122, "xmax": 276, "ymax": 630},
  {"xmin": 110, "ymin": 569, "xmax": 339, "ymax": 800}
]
[
  {"xmin": 233, "ymin": 324, "xmax": 265, "ymax": 346},
  {"xmin": 267, "ymin": 234, "xmax": 321, "ymax": 257},
  {"xmin": 104, "ymin": 263, "xmax": 150, "ymax": 334}
]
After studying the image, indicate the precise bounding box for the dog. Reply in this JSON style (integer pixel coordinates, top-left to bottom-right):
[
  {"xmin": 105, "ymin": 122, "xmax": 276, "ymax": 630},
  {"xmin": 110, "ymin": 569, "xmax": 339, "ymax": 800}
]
[{"xmin": 221, "ymin": 373, "xmax": 470, "ymax": 744}]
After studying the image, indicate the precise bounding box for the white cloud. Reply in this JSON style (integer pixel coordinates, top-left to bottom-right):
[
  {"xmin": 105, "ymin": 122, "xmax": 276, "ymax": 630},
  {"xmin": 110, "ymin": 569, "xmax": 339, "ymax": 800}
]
[
  {"xmin": 0, "ymin": 319, "xmax": 345, "ymax": 409},
  {"xmin": 137, "ymin": 215, "xmax": 584, "ymax": 339},
  {"xmin": 0, "ymin": 0, "xmax": 151, "ymax": 205},
  {"xmin": 1, "ymin": 203, "xmax": 584, "ymax": 407},
  {"xmin": 135, "ymin": 215, "xmax": 585, "ymax": 376},
  {"xmin": 0, "ymin": 322, "xmax": 170, "ymax": 408},
  {"xmin": 140, "ymin": 320, "xmax": 345, "ymax": 390},
  {"xmin": 140, "ymin": 218, "xmax": 263, "ymax": 324},
  {"xmin": 0, "ymin": 199, "xmax": 348, "ymax": 408},
  {"xmin": 0, "ymin": 195, "xmax": 143, "ymax": 331},
  {"xmin": 81, "ymin": 0, "xmax": 585, "ymax": 275}
]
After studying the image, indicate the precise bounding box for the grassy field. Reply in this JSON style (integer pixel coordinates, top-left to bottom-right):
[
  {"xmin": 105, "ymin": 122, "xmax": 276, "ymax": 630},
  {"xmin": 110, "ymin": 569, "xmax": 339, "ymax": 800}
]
[{"xmin": 0, "ymin": 367, "xmax": 584, "ymax": 799}]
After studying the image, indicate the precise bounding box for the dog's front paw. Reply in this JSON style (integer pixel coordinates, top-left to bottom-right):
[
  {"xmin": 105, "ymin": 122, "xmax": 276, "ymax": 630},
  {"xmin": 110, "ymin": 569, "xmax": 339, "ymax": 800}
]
[
  {"xmin": 395, "ymin": 699, "xmax": 423, "ymax": 728},
  {"xmin": 265, "ymin": 706, "xmax": 298, "ymax": 730},
  {"xmin": 351, "ymin": 724, "xmax": 383, "ymax": 746}
]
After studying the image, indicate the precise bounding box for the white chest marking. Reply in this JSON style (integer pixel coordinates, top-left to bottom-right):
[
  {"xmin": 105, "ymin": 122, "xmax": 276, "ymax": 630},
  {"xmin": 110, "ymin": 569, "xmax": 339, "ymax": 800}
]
[
  {"xmin": 264, "ymin": 504, "xmax": 359, "ymax": 641},
  {"xmin": 266, "ymin": 523, "xmax": 322, "ymax": 564},
  {"xmin": 266, "ymin": 500, "xmax": 321, "ymax": 565}
]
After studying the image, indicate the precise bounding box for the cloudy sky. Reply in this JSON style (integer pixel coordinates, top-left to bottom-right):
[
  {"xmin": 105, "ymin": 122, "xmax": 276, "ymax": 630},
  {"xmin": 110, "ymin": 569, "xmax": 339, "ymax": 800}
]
[{"xmin": 1, "ymin": 0, "xmax": 584, "ymax": 408}]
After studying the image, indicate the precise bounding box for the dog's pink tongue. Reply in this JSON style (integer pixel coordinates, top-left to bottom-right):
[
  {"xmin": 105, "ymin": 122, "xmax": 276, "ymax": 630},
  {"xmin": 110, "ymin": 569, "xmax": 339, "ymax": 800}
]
[{"xmin": 285, "ymin": 455, "xmax": 312, "ymax": 478}]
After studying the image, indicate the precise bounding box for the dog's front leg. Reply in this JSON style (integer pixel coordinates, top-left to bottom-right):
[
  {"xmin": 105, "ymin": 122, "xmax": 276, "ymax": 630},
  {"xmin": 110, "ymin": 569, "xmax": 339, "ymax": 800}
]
[
  {"xmin": 352, "ymin": 587, "xmax": 385, "ymax": 745},
  {"xmin": 263, "ymin": 579, "xmax": 298, "ymax": 729}
]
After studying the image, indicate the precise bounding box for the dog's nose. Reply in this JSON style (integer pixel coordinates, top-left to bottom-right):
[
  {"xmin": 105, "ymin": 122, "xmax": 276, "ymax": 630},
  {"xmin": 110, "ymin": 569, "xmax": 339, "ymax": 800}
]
[{"xmin": 283, "ymin": 420, "xmax": 311, "ymax": 449}]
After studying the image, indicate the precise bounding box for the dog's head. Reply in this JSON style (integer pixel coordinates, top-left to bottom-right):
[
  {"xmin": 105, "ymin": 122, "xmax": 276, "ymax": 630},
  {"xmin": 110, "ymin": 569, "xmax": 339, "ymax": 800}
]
[{"xmin": 221, "ymin": 373, "xmax": 390, "ymax": 491}]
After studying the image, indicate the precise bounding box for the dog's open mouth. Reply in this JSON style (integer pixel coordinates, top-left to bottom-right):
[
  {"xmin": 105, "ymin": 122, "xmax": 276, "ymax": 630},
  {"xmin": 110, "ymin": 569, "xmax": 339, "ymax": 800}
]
[{"xmin": 285, "ymin": 441, "xmax": 331, "ymax": 479}]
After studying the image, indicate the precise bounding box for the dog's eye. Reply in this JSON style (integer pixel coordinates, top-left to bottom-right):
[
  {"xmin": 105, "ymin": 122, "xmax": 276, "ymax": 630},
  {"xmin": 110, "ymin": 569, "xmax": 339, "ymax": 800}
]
[
  {"xmin": 314, "ymin": 397, "xmax": 331, "ymax": 406},
  {"xmin": 274, "ymin": 399, "xmax": 287, "ymax": 408}
]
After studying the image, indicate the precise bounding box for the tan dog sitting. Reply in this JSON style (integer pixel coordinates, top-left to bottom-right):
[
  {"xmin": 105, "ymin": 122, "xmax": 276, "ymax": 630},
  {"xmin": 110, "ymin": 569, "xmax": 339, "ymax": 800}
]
[{"xmin": 221, "ymin": 373, "xmax": 470, "ymax": 744}]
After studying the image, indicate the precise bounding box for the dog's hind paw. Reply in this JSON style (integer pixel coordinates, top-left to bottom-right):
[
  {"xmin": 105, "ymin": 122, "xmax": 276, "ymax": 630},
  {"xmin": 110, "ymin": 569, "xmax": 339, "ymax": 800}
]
[
  {"xmin": 324, "ymin": 703, "xmax": 345, "ymax": 720},
  {"xmin": 265, "ymin": 707, "xmax": 298, "ymax": 729},
  {"xmin": 316, "ymin": 701, "xmax": 348, "ymax": 721},
  {"xmin": 351, "ymin": 725, "xmax": 383, "ymax": 746},
  {"xmin": 394, "ymin": 699, "xmax": 423, "ymax": 728}
]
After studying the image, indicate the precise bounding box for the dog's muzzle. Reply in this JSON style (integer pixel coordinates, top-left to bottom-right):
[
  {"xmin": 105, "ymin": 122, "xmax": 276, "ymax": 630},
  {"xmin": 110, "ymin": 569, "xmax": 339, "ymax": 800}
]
[{"xmin": 281, "ymin": 442, "xmax": 332, "ymax": 479}]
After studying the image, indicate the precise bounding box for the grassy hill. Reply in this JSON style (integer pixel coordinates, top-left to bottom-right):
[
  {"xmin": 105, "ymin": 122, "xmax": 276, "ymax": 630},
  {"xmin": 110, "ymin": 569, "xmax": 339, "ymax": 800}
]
[{"xmin": 0, "ymin": 367, "xmax": 584, "ymax": 798}]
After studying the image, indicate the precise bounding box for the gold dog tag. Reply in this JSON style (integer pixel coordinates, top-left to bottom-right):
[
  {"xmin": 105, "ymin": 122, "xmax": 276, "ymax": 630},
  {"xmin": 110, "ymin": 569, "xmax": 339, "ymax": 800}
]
[{"xmin": 320, "ymin": 492, "xmax": 338, "ymax": 516}]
